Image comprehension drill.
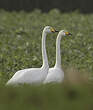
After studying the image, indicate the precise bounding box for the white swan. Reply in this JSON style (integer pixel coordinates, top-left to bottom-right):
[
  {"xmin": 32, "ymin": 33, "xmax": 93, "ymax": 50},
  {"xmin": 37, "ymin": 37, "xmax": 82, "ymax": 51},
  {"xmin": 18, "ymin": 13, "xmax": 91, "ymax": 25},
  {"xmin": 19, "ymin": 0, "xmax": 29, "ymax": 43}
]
[
  {"xmin": 44, "ymin": 30, "xmax": 72, "ymax": 83},
  {"xmin": 6, "ymin": 26, "xmax": 58, "ymax": 85}
]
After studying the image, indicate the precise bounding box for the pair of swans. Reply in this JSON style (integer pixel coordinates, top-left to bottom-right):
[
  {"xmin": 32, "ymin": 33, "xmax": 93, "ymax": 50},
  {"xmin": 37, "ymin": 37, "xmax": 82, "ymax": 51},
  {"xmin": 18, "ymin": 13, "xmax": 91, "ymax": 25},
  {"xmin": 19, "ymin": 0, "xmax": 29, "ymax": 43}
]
[{"xmin": 6, "ymin": 26, "xmax": 71, "ymax": 85}]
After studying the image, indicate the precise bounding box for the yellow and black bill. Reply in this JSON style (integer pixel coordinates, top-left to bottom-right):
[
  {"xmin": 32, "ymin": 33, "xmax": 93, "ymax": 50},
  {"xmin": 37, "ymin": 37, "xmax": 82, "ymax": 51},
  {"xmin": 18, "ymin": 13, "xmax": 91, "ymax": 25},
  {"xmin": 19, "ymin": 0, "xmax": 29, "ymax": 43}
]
[
  {"xmin": 50, "ymin": 27, "xmax": 59, "ymax": 33},
  {"xmin": 65, "ymin": 32, "xmax": 72, "ymax": 36}
]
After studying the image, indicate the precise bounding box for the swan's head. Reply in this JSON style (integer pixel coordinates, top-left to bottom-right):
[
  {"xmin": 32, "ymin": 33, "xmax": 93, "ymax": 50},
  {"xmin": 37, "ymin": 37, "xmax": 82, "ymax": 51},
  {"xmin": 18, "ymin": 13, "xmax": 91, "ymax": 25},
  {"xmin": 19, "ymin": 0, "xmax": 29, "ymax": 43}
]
[
  {"xmin": 44, "ymin": 26, "xmax": 58, "ymax": 33},
  {"xmin": 58, "ymin": 30, "xmax": 72, "ymax": 36}
]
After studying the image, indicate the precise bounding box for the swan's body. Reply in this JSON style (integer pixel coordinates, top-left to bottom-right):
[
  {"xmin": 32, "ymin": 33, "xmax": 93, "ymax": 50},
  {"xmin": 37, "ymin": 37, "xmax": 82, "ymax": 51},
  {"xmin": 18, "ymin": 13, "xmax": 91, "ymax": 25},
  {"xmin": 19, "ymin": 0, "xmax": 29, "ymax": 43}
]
[
  {"xmin": 44, "ymin": 67, "xmax": 64, "ymax": 83},
  {"xmin": 44, "ymin": 30, "xmax": 72, "ymax": 83},
  {"xmin": 7, "ymin": 67, "xmax": 48, "ymax": 85},
  {"xmin": 6, "ymin": 26, "xmax": 57, "ymax": 85}
]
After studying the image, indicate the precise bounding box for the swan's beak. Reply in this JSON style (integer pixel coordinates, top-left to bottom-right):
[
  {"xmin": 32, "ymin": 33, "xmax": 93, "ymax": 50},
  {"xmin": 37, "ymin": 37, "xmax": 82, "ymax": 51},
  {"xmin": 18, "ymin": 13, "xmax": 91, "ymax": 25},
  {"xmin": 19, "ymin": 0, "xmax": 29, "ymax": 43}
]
[
  {"xmin": 65, "ymin": 32, "xmax": 72, "ymax": 36},
  {"xmin": 50, "ymin": 28, "xmax": 59, "ymax": 33}
]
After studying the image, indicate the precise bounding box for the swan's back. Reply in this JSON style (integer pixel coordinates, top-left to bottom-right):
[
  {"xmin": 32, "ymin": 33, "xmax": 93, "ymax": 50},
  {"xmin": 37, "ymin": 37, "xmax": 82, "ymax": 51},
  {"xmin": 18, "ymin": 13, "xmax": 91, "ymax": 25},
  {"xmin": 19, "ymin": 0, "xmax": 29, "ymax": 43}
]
[{"xmin": 7, "ymin": 67, "xmax": 48, "ymax": 85}]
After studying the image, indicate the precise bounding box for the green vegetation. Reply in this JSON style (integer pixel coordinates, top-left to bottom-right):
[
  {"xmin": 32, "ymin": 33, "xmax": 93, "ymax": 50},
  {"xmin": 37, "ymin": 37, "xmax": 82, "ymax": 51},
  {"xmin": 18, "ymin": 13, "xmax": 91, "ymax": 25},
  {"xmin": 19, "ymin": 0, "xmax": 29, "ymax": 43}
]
[
  {"xmin": 0, "ymin": 84, "xmax": 93, "ymax": 110},
  {"xmin": 0, "ymin": 9, "xmax": 93, "ymax": 110},
  {"xmin": 0, "ymin": 9, "xmax": 93, "ymax": 83}
]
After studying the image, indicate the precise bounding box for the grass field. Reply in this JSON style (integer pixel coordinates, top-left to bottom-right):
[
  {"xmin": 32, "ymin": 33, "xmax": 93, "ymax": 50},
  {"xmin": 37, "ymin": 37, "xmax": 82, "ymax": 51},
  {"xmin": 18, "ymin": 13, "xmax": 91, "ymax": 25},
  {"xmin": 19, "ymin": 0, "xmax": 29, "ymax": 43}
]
[{"xmin": 0, "ymin": 9, "xmax": 93, "ymax": 110}]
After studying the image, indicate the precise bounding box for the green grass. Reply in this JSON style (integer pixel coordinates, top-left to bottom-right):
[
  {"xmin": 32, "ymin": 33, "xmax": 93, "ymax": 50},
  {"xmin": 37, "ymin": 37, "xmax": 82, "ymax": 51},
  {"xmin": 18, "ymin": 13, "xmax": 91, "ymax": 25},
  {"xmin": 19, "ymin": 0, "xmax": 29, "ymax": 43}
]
[
  {"xmin": 0, "ymin": 84, "xmax": 93, "ymax": 110},
  {"xmin": 0, "ymin": 9, "xmax": 93, "ymax": 84},
  {"xmin": 0, "ymin": 9, "xmax": 93, "ymax": 110}
]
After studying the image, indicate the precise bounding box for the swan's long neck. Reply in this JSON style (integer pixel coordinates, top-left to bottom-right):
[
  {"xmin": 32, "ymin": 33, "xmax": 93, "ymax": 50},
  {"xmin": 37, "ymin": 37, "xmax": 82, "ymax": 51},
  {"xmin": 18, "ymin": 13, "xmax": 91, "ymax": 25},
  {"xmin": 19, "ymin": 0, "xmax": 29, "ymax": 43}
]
[
  {"xmin": 55, "ymin": 34, "xmax": 62, "ymax": 68},
  {"xmin": 42, "ymin": 30, "xmax": 49, "ymax": 68}
]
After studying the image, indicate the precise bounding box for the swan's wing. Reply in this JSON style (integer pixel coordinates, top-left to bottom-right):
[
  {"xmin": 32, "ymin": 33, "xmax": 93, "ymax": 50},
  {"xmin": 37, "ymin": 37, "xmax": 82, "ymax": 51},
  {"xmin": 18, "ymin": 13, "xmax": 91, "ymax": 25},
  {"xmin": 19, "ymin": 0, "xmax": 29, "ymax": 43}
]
[
  {"xmin": 12, "ymin": 68, "xmax": 30, "ymax": 79},
  {"xmin": 7, "ymin": 68, "xmax": 48, "ymax": 85},
  {"xmin": 6, "ymin": 69, "xmax": 30, "ymax": 85},
  {"xmin": 17, "ymin": 68, "xmax": 42, "ymax": 83}
]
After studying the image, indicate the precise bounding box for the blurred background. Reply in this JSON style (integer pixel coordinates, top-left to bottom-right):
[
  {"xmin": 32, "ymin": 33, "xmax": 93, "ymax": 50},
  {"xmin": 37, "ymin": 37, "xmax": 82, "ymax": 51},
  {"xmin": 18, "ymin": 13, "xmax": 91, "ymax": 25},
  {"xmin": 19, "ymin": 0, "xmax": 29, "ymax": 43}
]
[{"xmin": 0, "ymin": 0, "xmax": 93, "ymax": 13}]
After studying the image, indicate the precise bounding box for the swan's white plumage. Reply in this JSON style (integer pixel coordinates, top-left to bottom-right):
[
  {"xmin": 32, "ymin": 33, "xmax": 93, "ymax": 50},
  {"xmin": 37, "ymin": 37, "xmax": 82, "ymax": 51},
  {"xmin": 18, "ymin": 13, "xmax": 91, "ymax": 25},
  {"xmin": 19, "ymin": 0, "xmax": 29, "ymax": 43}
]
[
  {"xmin": 7, "ymin": 67, "xmax": 48, "ymax": 85},
  {"xmin": 6, "ymin": 26, "xmax": 57, "ymax": 85},
  {"xmin": 44, "ymin": 30, "xmax": 71, "ymax": 83},
  {"xmin": 44, "ymin": 67, "xmax": 64, "ymax": 83}
]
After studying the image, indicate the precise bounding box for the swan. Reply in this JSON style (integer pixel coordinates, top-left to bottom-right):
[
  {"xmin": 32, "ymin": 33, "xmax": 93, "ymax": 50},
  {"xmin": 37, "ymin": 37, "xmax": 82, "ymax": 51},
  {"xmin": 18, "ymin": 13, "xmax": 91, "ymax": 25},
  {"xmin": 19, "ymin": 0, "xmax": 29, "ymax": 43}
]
[
  {"xmin": 6, "ymin": 26, "xmax": 58, "ymax": 85},
  {"xmin": 44, "ymin": 30, "xmax": 72, "ymax": 83}
]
